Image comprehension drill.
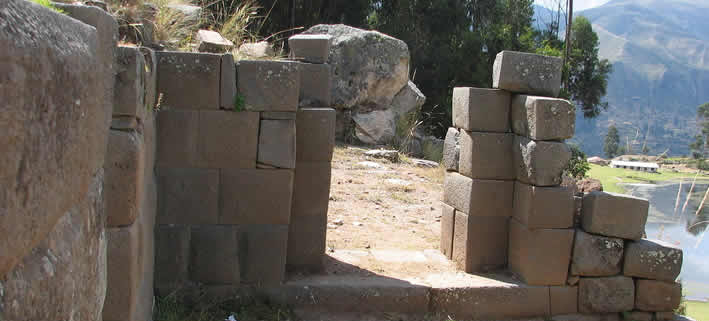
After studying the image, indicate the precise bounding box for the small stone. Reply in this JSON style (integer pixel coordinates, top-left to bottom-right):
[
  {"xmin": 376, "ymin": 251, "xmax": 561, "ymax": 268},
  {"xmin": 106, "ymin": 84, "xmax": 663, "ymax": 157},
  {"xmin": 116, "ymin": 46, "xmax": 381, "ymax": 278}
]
[
  {"xmin": 239, "ymin": 41, "xmax": 274, "ymax": 58},
  {"xmin": 365, "ymin": 149, "xmax": 399, "ymax": 162},
  {"xmin": 357, "ymin": 161, "xmax": 383, "ymax": 169},
  {"xmin": 196, "ymin": 29, "xmax": 234, "ymax": 53}
]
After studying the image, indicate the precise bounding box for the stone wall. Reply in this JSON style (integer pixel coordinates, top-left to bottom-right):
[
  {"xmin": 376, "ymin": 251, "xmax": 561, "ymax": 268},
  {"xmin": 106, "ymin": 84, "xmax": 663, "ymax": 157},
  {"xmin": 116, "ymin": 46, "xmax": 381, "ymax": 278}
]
[{"xmin": 440, "ymin": 51, "xmax": 684, "ymax": 320}]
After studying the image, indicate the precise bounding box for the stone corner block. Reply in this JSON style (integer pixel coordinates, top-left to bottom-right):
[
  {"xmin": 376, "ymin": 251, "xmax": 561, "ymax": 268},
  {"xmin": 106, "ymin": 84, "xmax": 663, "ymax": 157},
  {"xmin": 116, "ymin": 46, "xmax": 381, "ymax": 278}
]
[
  {"xmin": 287, "ymin": 213, "xmax": 327, "ymax": 272},
  {"xmin": 452, "ymin": 87, "xmax": 511, "ymax": 132},
  {"xmin": 581, "ymin": 191, "xmax": 649, "ymax": 240},
  {"xmin": 258, "ymin": 119, "xmax": 296, "ymax": 169},
  {"xmin": 105, "ymin": 130, "xmax": 145, "ymax": 227},
  {"xmin": 288, "ymin": 34, "xmax": 332, "ymax": 64},
  {"xmin": 443, "ymin": 172, "xmax": 513, "ymax": 217},
  {"xmin": 157, "ymin": 51, "xmax": 221, "ymax": 110},
  {"xmin": 299, "ymin": 63, "xmax": 332, "ymax": 107},
  {"xmin": 514, "ymin": 135, "xmax": 571, "ymax": 186},
  {"xmin": 292, "ymin": 161, "xmax": 332, "ymax": 218},
  {"xmin": 570, "ymin": 229, "xmax": 624, "ymax": 277},
  {"xmin": 220, "ymin": 53, "xmax": 237, "ymax": 109},
  {"xmin": 511, "ymin": 95, "xmax": 575, "ymax": 140},
  {"xmin": 493, "ymin": 50, "xmax": 563, "ymax": 97},
  {"xmin": 220, "ymin": 169, "xmax": 294, "ymax": 225},
  {"xmin": 103, "ymin": 224, "xmax": 142, "ymax": 321},
  {"xmin": 296, "ymin": 108, "xmax": 336, "ymax": 161},
  {"xmin": 115, "ymin": 46, "xmax": 147, "ymax": 120},
  {"xmin": 635, "ymin": 279, "xmax": 682, "ymax": 312},
  {"xmin": 578, "ymin": 276, "xmax": 635, "ymax": 314},
  {"xmin": 237, "ymin": 60, "xmax": 300, "ymax": 112},
  {"xmin": 508, "ymin": 218, "xmax": 574, "ymax": 286},
  {"xmin": 459, "ymin": 131, "xmax": 514, "ymax": 180},
  {"xmin": 440, "ymin": 203, "xmax": 456, "ymax": 259},
  {"xmin": 624, "ymin": 238, "xmax": 682, "ymax": 281},
  {"xmin": 513, "ymin": 181, "xmax": 574, "ymax": 229},
  {"xmin": 452, "ymin": 212, "xmax": 508, "ymax": 273}
]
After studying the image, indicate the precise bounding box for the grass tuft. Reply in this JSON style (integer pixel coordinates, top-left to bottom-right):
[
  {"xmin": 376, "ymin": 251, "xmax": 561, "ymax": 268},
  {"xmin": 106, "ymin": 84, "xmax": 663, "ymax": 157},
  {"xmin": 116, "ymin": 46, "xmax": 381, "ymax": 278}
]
[
  {"xmin": 31, "ymin": 0, "xmax": 65, "ymax": 13},
  {"xmin": 154, "ymin": 292, "xmax": 295, "ymax": 321}
]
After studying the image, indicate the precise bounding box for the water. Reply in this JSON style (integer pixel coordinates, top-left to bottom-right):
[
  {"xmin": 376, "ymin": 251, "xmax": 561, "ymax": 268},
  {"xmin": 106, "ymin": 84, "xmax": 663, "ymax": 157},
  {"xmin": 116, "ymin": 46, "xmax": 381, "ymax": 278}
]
[{"xmin": 624, "ymin": 181, "xmax": 709, "ymax": 298}]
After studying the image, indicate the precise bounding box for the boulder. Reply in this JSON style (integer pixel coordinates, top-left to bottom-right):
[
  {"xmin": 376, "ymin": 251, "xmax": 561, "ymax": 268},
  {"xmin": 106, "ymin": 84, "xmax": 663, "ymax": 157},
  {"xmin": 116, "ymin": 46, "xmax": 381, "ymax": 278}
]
[
  {"xmin": 577, "ymin": 177, "xmax": 604, "ymax": 193},
  {"xmin": 239, "ymin": 41, "xmax": 274, "ymax": 58},
  {"xmin": 196, "ymin": 29, "xmax": 234, "ymax": 53}
]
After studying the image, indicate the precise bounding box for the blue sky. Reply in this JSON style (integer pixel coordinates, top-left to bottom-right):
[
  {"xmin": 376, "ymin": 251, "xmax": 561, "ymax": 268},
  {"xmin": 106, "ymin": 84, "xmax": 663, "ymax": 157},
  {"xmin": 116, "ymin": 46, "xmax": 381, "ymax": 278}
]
[{"xmin": 534, "ymin": 0, "xmax": 611, "ymax": 12}]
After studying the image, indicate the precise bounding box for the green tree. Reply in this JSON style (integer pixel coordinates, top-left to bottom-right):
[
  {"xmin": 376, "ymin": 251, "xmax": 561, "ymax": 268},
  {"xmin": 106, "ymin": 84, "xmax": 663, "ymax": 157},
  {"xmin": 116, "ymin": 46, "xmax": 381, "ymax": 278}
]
[
  {"xmin": 566, "ymin": 144, "xmax": 590, "ymax": 178},
  {"xmin": 604, "ymin": 125, "xmax": 620, "ymax": 158},
  {"xmin": 689, "ymin": 135, "xmax": 705, "ymax": 160}
]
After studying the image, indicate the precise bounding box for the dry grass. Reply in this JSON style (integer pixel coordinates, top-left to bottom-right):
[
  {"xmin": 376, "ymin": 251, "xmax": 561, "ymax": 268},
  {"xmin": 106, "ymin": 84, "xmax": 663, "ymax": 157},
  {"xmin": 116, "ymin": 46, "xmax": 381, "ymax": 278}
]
[{"xmin": 151, "ymin": 0, "xmax": 200, "ymax": 50}]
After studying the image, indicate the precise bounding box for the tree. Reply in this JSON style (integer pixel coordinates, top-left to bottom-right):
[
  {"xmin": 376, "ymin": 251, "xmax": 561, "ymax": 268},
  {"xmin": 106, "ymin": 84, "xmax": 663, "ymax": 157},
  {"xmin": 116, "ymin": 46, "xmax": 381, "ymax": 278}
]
[
  {"xmin": 604, "ymin": 125, "xmax": 620, "ymax": 158},
  {"xmin": 689, "ymin": 135, "xmax": 705, "ymax": 159},
  {"xmin": 566, "ymin": 144, "xmax": 590, "ymax": 178}
]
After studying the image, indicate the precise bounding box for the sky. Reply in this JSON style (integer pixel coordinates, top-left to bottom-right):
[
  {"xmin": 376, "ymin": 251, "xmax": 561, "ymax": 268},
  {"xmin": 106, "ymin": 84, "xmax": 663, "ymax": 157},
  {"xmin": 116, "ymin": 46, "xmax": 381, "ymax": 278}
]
[{"xmin": 534, "ymin": 0, "xmax": 612, "ymax": 12}]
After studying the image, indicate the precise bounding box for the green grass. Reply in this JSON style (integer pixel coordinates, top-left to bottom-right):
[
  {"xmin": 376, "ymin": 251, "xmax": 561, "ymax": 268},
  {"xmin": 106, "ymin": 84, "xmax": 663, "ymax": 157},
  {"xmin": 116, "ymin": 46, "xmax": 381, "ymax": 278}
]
[
  {"xmin": 587, "ymin": 164, "xmax": 709, "ymax": 194},
  {"xmin": 154, "ymin": 293, "xmax": 295, "ymax": 321},
  {"xmin": 686, "ymin": 301, "xmax": 709, "ymax": 321},
  {"xmin": 31, "ymin": 0, "xmax": 65, "ymax": 13}
]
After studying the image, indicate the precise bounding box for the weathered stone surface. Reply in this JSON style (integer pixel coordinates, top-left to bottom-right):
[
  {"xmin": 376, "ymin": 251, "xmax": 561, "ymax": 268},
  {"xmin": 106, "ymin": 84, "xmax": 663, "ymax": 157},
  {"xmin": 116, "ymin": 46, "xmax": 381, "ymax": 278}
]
[
  {"xmin": 0, "ymin": 0, "xmax": 110, "ymax": 278},
  {"xmin": 105, "ymin": 130, "xmax": 145, "ymax": 227},
  {"xmin": 292, "ymin": 162, "xmax": 332, "ymax": 218},
  {"xmin": 156, "ymin": 167, "xmax": 219, "ymax": 225},
  {"xmin": 140, "ymin": 47, "xmax": 158, "ymax": 111},
  {"xmin": 221, "ymin": 53, "xmax": 237, "ymax": 109},
  {"xmin": 155, "ymin": 225, "xmax": 190, "ymax": 288},
  {"xmin": 287, "ymin": 212, "xmax": 326, "ymax": 272},
  {"xmin": 655, "ymin": 312, "xmax": 677, "ymax": 321},
  {"xmin": 258, "ymin": 119, "xmax": 296, "ymax": 168},
  {"xmin": 111, "ymin": 116, "xmax": 139, "ymax": 130},
  {"xmin": 551, "ymin": 286, "xmax": 578, "ymax": 315},
  {"xmin": 262, "ymin": 112, "xmax": 296, "ymax": 120},
  {"xmin": 299, "ymin": 63, "xmax": 332, "ymax": 107},
  {"xmin": 493, "ymin": 50, "xmax": 563, "ymax": 97},
  {"xmin": 289, "ymin": 34, "xmax": 332, "ymax": 63},
  {"xmin": 574, "ymin": 195, "xmax": 583, "ymax": 227},
  {"xmin": 513, "ymin": 182, "xmax": 574, "ymax": 229},
  {"xmin": 297, "ymin": 108, "xmax": 337, "ymax": 161},
  {"xmin": 635, "ymin": 280, "xmax": 682, "ymax": 312},
  {"xmin": 302, "ymin": 24, "xmax": 410, "ymax": 109},
  {"xmin": 430, "ymin": 283, "xmax": 550, "ymax": 320},
  {"xmin": 452, "ymin": 87, "xmax": 511, "ymax": 132},
  {"xmin": 443, "ymin": 172, "xmax": 514, "ymax": 217},
  {"xmin": 511, "ymin": 95, "xmax": 575, "ymax": 140},
  {"xmin": 452, "ymin": 212, "xmax": 508, "ymax": 272},
  {"xmin": 624, "ymin": 239, "xmax": 683, "ymax": 282},
  {"xmin": 238, "ymin": 224, "xmax": 289, "ymax": 286},
  {"xmin": 552, "ymin": 314, "xmax": 621, "ymax": 321},
  {"xmin": 509, "ymin": 219, "xmax": 575, "ymax": 286},
  {"xmin": 238, "ymin": 60, "xmax": 300, "ymax": 111},
  {"xmin": 166, "ymin": 4, "xmax": 201, "ymax": 24},
  {"xmin": 578, "ymin": 276, "xmax": 635, "ymax": 313},
  {"xmin": 514, "ymin": 136, "xmax": 572, "ymax": 186},
  {"xmin": 624, "ymin": 311, "xmax": 654, "ymax": 321},
  {"xmin": 442, "ymin": 128, "xmax": 460, "ymax": 172},
  {"xmin": 155, "ymin": 110, "xmax": 199, "ymax": 167},
  {"xmin": 582, "ymin": 191, "xmax": 649, "ymax": 240},
  {"xmin": 114, "ymin": 46, "xmax": 146, "ymax": 120},
  {"xmin": 157, "ymin": 51, "xmax": 221, "ymax": 110},
  {"xmin": 190, "ymin": 226, "xmax": 240, "ymax": 285},
  {"xmin": 199, "ymin": 110, "xmax": 259, "ymax": 169},
  {"xmin": 570, "ymin": 229, "xmax": 624, "ymax": 276},
  {"xmin": 459, "ymin": 131, "xmax": 515, "ymax": 180},
  {"xmin": 104, "ymin": 223, "xmax": 141, "ymax": 321},
  {"xmin": 220, "ymin": 169, "xmax": 294, "ymax": 225},
  {"xmin": 440, "ymin": 203, "xmax": 456, "ymax": 259},
  {"xmin": 238, "ymin": 41, "xmax": 274, "ymax": 58},
  {"xmin": 365, "ymin": 149, "xmax": 400, "ymax": 162},
  {"xmin": 196, "ymin": 29, "xmax": 234, "ymax": 53}
]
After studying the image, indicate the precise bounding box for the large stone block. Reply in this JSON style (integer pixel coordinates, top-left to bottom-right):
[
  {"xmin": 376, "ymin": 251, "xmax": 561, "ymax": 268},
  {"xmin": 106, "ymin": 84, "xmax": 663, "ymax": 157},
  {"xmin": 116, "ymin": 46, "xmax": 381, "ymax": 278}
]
[
  {"xmin": 198, "ymin": 110, "xmax": 259, "ymax": 169},
  {"xmin": 452, "ymin": 212, "xmax": 508, "ymax": 272},
  {"xmin": 492, "ymin": 50, "xmax": 563, "ymax": 97},
  {"xmin": 511, "ymin": 95, "xmax": 575, "ymax": 140},
  {"xmin": 156, "ymin": 167, "xmax": 219, "ymax": 225},
  {"xmin": 114, "ymin": 46, "xmax": 146, "ymax": 120},
  {"xmin": 452, "ymin": 87, "xmax": 511, "ymax": 132},
  {"xmin": 296, "ymin": 108, "xmax": 336, "ymax": 161},
  {"xmin": 238, "ymin": 60, "xmax": 300, "ymax": 111},
  {"xmin": 443, "ymin": 172, "xmax": 514, "ymax": 217},
  {"xmin": 289, "ymin": 34, "xmax": 332, "ymax": 64},
  {"xmin": 156, "ymin": 110, "xmax": 199, "ymax": 167},
  {"xmin": 292, "ymin": 161, "xmax": 332, "ymax": 218},
  {"xmin": 104, "ymin": 224, "xmax": 141, "ymax": 321},
  {"xmin": 570, "ymin": 229, "xmax": 624, "ymax": 276},
  {"xmin": 442, "ymin": 127, "xmax": 460, "ymax": 172},
  {"xmin": 105, "ymin": 130, "xmax": 145, "ymax": 227},
  {"xmin": 459, "ymin": 131, "xmax": 515, "ymax": 180},
  {"xmin": 287, "ymin": 213, "xmax": 327, "ymax": 272},
  {"xmin": 635, "ymin": 280, "xmax": 682, "ymax": 312},
  {"xmin": 440, "ymin": 203, "xmax": 456, "ymax": 259},
  {"xmin": 582, "ymin": 191, "xmax": 649, "ymax": 240},
  {"xmin": 155, "ymin": 225, "xmax": 190, "ymax": 289},
  {"xmin": 578, "ymin": 276, "xmax": 635, "ymax": 313},
  {"xmin": 157, "ymin": 51, "xmax": 221, "ymax": 110},
  {"xmin": 238, "ymin": 224, "xmax": 289, "ymax": 286},
  {"xmin": 551, "ymin": 286, "xmax": 578, "ymax": 315},
  {"xmin": 514, "ymin": 136, "xmax": 572, "ymax": 186},
  {"xmin": 190, "ymin": 226, "xmax": 240, "ymax": 285},
  {"xmin": 220, "ymin": 53, "xmax": 237, "ymax": 109},
  {"xmin": 299, "ymin": 63, "xmax": 332, "ymax": 107},
  {"xmin": 509, "ymin": 219, "xmax": 575, "ymax": 286},
  {"xmin": 258, "ymin": 119, "xmax": 296, "ymax": 168},
  {"xmin": 220, "ymin": 169, "xmax": 294, "ymax": 225},
  {"xmin": 513, "ymin": 182, "xmax": 574, "ymax": 229},
  {"xmin": 624, "ymin": 239, "xmax": 682, "ymax": 282},
  {"xmin": 430, "ymin": 283, "xmax": 550, "ymax": 320}
]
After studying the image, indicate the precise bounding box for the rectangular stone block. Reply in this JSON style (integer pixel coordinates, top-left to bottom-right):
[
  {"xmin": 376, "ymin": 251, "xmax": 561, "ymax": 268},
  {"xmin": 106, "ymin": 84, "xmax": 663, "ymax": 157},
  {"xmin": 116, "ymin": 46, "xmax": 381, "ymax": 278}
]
[
  {"xmin": 578, "ymin": 276, "xmax": 635, "ymax": 313},
  {"xmin": 289, "ymin": 34, "xmax": 332, "ymax": 64},
  {"xmin": 220, "ymin": 169, "xmax": 294, "ymax": 225},
  {"xmin": 296, "ymin": 108, "xmax": 336, "ymax": 161},
  {"xmin": 440, "ymin": 203, "xmax": 455, "ymax": 259},
  {"xmin": 513, "ymin": 182, "xmax": 574, "ymax": 229},
  {"xmin": 292, "ymin": 161, "xmax": 332, "ymax": 218},
  {"xmin": 104, "ymin": 224, "xmax": 141, "ymax": 321},
  {"xmin": 514, "ymin": 135, "xmax": 572, "ymax": 186},
  {"xmin": 155, "ymin": 110, "xmax": 199, "ymax": 167},
  {"xmin": 511, "ymin": 95, "xmax": 575, "ymax": 140},
  {"xmin": 262, "ymin": 112, "xmax": 296, "ymax": 120},
  {"xmin": 493, "ymin": 50, "xmax": 563, "ymax": 97},
  {"xmin": 190, "ymin": 226, "xmax": 240, "ymax": 285},
  {"xmin": 156, "ymin": 167, "xmax": 219, "ymax": 225},
  {"xmin": 570, "ymin": 229, "xmax": 624, "ymax": 276},
  {"xmin": 258, "ymin": 119, "xmax": 296, "ymax": 168},
  {"xmin": 299, "ymin": 63, "xmax": 332, "ymax": 107},
  {"xmin": 114, "ymin": 46, "xmax": 146, "ymax": 120},
  {"xmin": 509, "ymin": 219, "xmax": 574, "ymax": 286},
  {"xmin": 105, "ymin": 130, "xmax": 144, "ymax": 227},
  {"xmin": 582, "ymin": 191, "xmax": 649, "ymax": 240},
  {"xmin": 139, "ymin": 47, "xmax": 157, "ymax": 111},
  {"xmin": 452, "ymin": 212, "xmax": 508, "ymax": 272},
  {"xmin": 430, "ymin": 283, "xmax": 550, "ymax": 320},
  {"xmin": 238, "ymin": 224, "xmax": 289, "ymax": 286},
  {"xmin": 452, "ymin": 87, "xmax": 511, "ymax": 132},
  {"xmin": 154, "ymin": 225, "xmax": 190, "ymax": 289},
  {"xmin": 443, "ymin": 172, "xmax": 513, "ymax": 217},
  {"xmin": 238, "ymin": 60, "xmax": 300, "ymax": 111},
  {"xmin": 157, "ymin": 51, "xmax": 221, "ymax": 110},
  {"xmin": 635, "ymin": 280, "xmax": 682, "ymax": 312},
  {"xmin": 624, "ymin": 239, "xmax": 682, "ymax": 281},
  {"xmin": 551, "ymin": 286, "xmax": 578, "ymax": 315},
  {"xmin": 442, "ymin": 127, "xmax": 460, "ymax": 172},
  {"xmin": 459, "ymin": 131, "xmax": 514, "ymax": 180},
  {"xmin": 220, "ymin": 53, "xmax": 236, "ymax": 109},
  {"xmin": 198, "ymin": 110, "xmax": 259, "ymax": 169},
  {"xmin": 287, "ymin": 214, "xmax": 326, "ymax": 272}
]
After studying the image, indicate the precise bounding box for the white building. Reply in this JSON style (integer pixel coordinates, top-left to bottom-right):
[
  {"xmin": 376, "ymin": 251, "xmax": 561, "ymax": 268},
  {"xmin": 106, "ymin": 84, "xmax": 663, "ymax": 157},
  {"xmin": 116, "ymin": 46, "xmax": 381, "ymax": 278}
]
[{"xmin": 610, "ymin": 160, "xmax": 660, "ymax": 173}]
